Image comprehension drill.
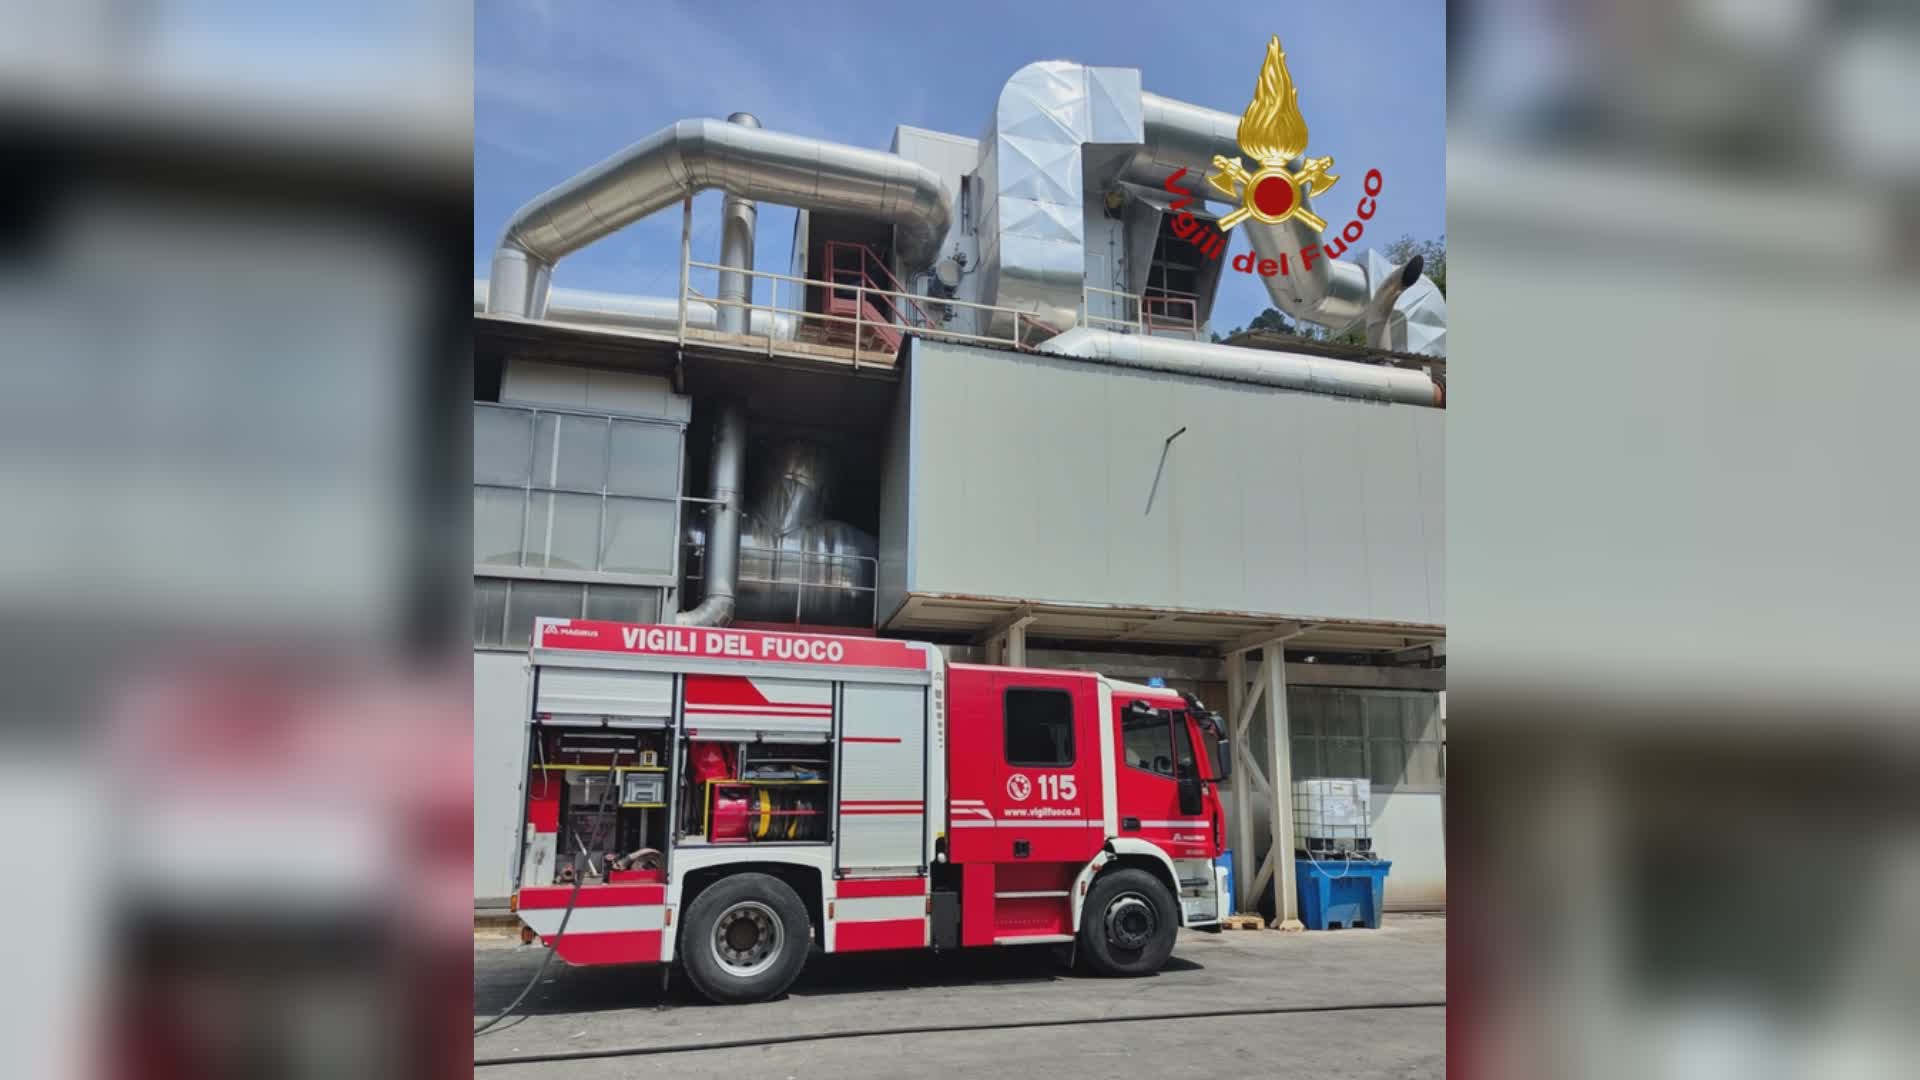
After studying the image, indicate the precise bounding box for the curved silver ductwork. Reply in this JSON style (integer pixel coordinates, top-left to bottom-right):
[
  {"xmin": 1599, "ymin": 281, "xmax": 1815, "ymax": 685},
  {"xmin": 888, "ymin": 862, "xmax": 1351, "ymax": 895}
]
[
  {"xmin": 681, "ymin": 436, "xmax": 878, "ymax": 627},
  {"xmin": 972, "ymin": 63, "xmax": 1442, "ymax": 351},
  {"xmin": 487, "ymin": 117, "xmax": 953, "ymax": 319},
  {"xmin": 747, "ymin": 439, "xmax": 832, "ymax": 538},
  {"xmin": 715, "ymin": 113, "xmax": 760, "ymax": 334},
  {"xmin": 675, "ymin": 401, "xmax": 746, "ymax": 627},
  {"xmin": 1126, "ymin": 91, "xmax": 1447, "ymax": 353},
  {"xmin": 1125, "ymin": 92, "xmax": 1369, "ymax": 334},
  {"xmin": 1037, "ymin": 326, "xmax": 1441, "ymax": 407}
]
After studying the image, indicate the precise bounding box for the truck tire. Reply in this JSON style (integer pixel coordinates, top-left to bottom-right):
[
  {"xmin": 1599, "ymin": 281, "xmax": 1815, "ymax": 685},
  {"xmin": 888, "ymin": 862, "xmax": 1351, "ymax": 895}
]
[
  {"xmin": 680, "ymin": 873, "xmax": 811, "ymax": 1004},
  {"xmin": 1078, "ymin": 867, "xmax": 1179, "ymax": 977}
]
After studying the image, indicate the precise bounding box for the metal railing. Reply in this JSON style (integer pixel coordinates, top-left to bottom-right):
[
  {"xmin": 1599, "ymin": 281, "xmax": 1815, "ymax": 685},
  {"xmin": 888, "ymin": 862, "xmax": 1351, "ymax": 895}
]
[
  {"xmin": 682, "ymin": 544, "xmax": 879, "ymax": 627},
  {"xmin": 1081, "ymin": 284, "xmax": 1203, "ymax": 341},
  {"xmin": 674, "ymin": 197, "xmax": 1063, "ymax": 365}
]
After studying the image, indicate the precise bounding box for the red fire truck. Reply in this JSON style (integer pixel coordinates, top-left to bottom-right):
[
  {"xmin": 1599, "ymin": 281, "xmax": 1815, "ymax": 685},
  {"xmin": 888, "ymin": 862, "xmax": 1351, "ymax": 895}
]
[{"xmin": 511, "ymin": 618, "xmax": 1232, "ymax": 1004}]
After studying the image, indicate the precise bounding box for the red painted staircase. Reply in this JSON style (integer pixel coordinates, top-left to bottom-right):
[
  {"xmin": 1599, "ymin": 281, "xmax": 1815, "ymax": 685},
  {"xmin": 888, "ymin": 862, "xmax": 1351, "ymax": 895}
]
[{"xmin": 812, "ymin": 242, "xmax": 937, "ymax": 358}]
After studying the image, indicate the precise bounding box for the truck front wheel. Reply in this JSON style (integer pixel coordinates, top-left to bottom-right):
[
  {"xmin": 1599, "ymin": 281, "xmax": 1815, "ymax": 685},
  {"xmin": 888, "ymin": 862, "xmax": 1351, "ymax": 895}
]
[
  {"xmin": 1078, "ymin": 867, "xmax": 1179, "ymax": 976},
  {"xmin": 680, "ymin": 873, "xmax": 811, "ymax": 1004}
]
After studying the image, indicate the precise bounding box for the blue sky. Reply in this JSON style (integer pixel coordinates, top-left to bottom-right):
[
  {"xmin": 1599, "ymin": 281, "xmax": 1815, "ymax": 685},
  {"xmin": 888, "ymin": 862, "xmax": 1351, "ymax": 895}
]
[{"xmin": 475, "ymin": 1, "xmax": 1445, "ymax": 333}]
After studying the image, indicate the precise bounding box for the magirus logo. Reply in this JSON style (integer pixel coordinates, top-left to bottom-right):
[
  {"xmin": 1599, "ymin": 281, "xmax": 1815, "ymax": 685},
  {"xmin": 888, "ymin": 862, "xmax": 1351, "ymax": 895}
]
[{"xmin": 1164, "ymin": 34, "xmax": 1387, "ymax": 279}]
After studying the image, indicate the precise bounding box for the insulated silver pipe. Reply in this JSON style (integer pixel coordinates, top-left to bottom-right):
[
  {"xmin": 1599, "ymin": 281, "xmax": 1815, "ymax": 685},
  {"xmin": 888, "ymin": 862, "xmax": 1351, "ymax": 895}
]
[
  {"xmin": 676, "ymin": 401, "xmax": 746, "ymax": 626},
  {"xmin": 487, "ymin": 117, "xmax": 952, "ymax": 319},
  {"xmin": 1036, "ymin": 327, "xmax": 1441, "ymax": 407},
  {"xmin": 474, "ymin": 281, "xmax": 794, "ymax": 339},
  {"xmin": 715, "ymin": 112, "xmax": 760, "ymax": 334},
  {"xmin": 1128, "ymin": 92, "xmax": 1370, "ymax": 333},
  {"xmin": 1363, "ymin": 255, "xmax": 1424, "ymax": 349}
]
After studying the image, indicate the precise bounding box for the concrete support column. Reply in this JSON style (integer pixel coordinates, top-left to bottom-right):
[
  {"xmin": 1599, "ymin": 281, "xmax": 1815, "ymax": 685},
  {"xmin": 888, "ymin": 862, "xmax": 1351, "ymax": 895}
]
[
  {"xmin": 1222, "ymin": 626, "xmax": 1308, "ymax": 928},
  {"xmin": 978, "ymin": 606, "xmax": 1035, "ymax": 669},
  {"xmin": 1264, "ymin": 648, "xmax": 1299, "ymax": 927}
]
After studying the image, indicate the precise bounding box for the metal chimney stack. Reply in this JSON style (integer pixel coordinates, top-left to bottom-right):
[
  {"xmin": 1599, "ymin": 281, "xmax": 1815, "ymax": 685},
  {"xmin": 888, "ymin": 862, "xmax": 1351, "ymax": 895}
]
[{"xmin": 715, "ymin": 112, "xmax": 760, "ymax": 334}]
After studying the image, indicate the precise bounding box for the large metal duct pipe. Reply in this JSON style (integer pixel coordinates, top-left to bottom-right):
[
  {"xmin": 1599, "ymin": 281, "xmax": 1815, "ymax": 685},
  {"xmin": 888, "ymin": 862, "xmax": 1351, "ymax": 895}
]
[
  {"xmin": 747, "ymin": 439, "xmax": 832, "ymax": 538},
  {"xmin": 487, "ymin": 117, "xmax": 952, "ymax": 319},
  {"xmin": 676, "ymin": 401, "xmax": 746, "ymax": 626},
  {"xmin": 1126, "ymin": 92, "xmax": 1371, "ymax": 333},
  {"xmin": 474, "ymin": 281, "xmax": 794, "ymax": 339},
  {"xmin": 1036, "ymin": 327, "xmax": 1442, "ymax": 407},
  {"xmin": 715, "ymin": 112, "xmax": 760, "ymax": 334},
  {"xmin": 1363, "ymin": 254, "xmax": 1424, "ymax": 345}
]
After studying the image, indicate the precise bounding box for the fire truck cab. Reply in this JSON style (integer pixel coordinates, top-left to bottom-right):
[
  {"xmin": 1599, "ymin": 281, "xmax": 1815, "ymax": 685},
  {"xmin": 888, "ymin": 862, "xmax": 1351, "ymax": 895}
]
[{"xmin": 512, "ymin": 618, "xmax": 1231, "ymax": 1004}]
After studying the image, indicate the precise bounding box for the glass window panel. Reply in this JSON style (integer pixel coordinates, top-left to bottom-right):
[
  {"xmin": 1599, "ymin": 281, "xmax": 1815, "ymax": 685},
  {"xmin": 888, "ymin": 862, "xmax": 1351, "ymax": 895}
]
[
  {"xmin": 584, "ymin": 584, "xmax": 662, "ymax": 624},
  {"xmin": 1406, "ymin": 745, "xmax": 1444, "ymax": 787},
  {"xmin": 1324, "ymin": 738, "xmax": 1365, "ymax": 779},
  {"xmin": 504, "ymin": 580, "xmax": 584, "ymax": 648},
  {"xmin": 600, "ymin": 497, "xmax": 677, "ymax": 574},
  {"xmin": 473, "ymin": 577, "xmax": 509, "ymax": 646},
  {"xmin": 1369, "ymin": 738, "xmax": 1407, "ymax": 787},
  {"xmin": 1123, "ymin": 710, "xmax": 1173, "ymax": 775},
  {"xmin": 1288, "ymin": 687, "xmax": 1328, "ymax": 737},
  {"xmin": 1364, "ymin": 696, "xmax": 1404, "ymax": 740},
  {"xmin": 608, "ymin": 421, "xmax": 680, "ymax": 498},
  {"xmin": 531, "ymin": 412, "xmax": 610, "ymax": 492},
  {"xmin": 1406, "ymin": 698, "xmax": 1440, "ymax": 743},
  {"xmin": 474, "ymin": 486, "xmax": 527, "ymax": 567},
  {"xmin": 525, "ymin": 491, "xmax": 601, "ymax": 570},
  {"xmin": 474, "ymin": 406, "xmax": 533, "ymax": 486},
  {"xmin": 1324, "ymin": 693, "xmax": 1364, "ymax": 739},
  {"xmin": 1290, "ymin": 737, "xmax": 1321, "ymax": 779},
  {"xmin": 1004, "ymin": 688, "xmax": 1075, "ymax": 766}
]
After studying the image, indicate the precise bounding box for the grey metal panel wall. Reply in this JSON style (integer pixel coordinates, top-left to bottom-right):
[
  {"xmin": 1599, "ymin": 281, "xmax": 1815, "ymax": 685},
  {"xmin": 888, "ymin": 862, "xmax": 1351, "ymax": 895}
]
[
  {"xmin": 876, "ymin": 372, "xmax": 914, "ymax": 625},
  {"xmin": 473, "ymin": 651, "xmax": 531, "ymax": 904},
  {"xmin": 904, "ymin": 340, "xmax": 1444, "ymax": 625}
]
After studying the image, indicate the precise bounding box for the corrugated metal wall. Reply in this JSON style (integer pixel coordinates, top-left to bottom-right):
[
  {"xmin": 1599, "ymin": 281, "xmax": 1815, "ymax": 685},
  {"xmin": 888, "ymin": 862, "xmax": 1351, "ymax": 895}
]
[{"xmin": 888, "ymin": 339, "xmax": 1444, "ymax": 625}]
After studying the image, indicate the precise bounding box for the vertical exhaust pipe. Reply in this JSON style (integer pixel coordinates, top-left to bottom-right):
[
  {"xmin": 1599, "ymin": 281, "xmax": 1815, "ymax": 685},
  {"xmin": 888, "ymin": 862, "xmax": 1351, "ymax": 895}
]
[
  {"xmin": 676, "ymin": 401, "xmax": 745, "ymax": 626},
  {"xmin": 1363, "ymin": 254, "xmax": 1424, "ymax": 350},
  {"xmin": 715, "ymin": 112, "xmax": 760, "ymax": 334}
]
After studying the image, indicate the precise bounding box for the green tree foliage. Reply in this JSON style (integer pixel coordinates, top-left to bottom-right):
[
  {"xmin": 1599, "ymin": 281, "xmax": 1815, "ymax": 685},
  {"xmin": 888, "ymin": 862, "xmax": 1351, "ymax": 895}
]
[{"xmin": 1247, "ymin": 307, "xmax": 1296, "ymax": 334}]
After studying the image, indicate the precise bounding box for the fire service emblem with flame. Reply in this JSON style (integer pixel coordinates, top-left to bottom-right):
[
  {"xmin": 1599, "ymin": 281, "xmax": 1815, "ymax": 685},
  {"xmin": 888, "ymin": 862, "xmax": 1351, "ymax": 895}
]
[{"xmin": 1208, "ymin": 35, "xmax": 1337, "ymax": 232}]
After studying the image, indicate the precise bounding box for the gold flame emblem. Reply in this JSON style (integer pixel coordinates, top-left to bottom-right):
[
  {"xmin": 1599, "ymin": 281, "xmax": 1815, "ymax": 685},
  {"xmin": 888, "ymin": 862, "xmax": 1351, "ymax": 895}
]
[{"xmin": 1208, "ymin": 35, "xmax": 1337, "ymax": 232}]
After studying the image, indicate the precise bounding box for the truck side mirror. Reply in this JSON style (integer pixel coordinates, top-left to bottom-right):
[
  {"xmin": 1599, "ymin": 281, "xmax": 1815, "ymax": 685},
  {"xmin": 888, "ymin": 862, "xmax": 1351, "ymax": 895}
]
[{"xmin": 1211, "ymin": 737, "xmax": 1232, "ymax": 782}]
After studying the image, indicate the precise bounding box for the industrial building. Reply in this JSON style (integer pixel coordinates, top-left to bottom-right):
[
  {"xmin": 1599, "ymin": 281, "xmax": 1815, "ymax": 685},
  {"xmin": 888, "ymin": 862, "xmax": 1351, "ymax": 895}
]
[{"xmin": 473, "ymin": 61, "xmax": 1445, "ymax": 919}]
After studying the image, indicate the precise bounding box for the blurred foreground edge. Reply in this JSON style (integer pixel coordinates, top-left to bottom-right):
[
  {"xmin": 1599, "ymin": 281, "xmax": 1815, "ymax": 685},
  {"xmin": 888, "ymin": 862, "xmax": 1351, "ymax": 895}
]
[{"xmin": 0, "ymin": 14, "xmax": 475, "ymax": 1079}]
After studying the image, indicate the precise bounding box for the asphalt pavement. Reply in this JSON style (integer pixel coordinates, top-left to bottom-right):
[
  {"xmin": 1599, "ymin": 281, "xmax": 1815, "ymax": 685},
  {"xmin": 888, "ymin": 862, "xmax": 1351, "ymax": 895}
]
[{"xmin": 473, "ymin": 913, "xmax": 1446, "ymax": 1078}]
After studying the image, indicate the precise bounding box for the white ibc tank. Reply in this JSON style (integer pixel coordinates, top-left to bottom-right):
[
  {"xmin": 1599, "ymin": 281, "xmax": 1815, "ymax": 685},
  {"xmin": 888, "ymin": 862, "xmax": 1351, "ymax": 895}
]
[{"xmin": 1293, "ymin": 778, "xmax": 1371, "ymax": 850}]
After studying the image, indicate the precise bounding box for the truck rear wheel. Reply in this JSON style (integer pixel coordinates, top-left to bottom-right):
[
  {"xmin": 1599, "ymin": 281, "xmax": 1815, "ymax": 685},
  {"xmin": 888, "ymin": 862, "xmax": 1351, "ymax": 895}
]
[
  {"xmin": 680, "ymin": 873, "xmax": 811, "ymax": 1004},
  {"xmin": 1078, "ymin": 867, "xmax": 1179, "ymax": 977}
]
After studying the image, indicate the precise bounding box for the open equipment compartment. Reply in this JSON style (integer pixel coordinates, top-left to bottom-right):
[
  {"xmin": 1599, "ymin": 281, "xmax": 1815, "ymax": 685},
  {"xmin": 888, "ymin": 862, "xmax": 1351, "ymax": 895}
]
[
  {"xmin": 520, "ymin": 661, "xmax": 679, "ymax": 888},
  {"xmin": 676, "ymin": 671, "xmax": 837, "ymax": 846},
  {"xmin": 525, "ymin": 726, "xmax": 675, "ymax": 884},
  {"xmin": 689, "ymin": 742, "xmax": 834, "ymax": 843}
]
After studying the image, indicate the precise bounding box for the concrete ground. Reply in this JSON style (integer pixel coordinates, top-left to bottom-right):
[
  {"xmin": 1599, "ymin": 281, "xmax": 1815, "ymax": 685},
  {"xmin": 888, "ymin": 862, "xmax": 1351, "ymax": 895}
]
[{"xmin": 474, "ymin": 914, "xmax": 1446, "ymax": 1079}]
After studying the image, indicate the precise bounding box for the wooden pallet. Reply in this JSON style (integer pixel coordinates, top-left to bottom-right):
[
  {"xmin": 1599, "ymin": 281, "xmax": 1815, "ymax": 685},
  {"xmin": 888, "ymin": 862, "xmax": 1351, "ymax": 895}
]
[{"xmin": 1221, "ymin": 914, "xmax": 1266, "ymax": 931}]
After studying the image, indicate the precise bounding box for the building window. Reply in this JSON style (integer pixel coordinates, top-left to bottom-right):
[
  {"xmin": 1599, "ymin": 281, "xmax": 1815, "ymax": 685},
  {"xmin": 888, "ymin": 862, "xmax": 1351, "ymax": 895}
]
[
  {"xmin": 473, "ymin": 401, "xmax": 683, "ymax": 648},
  {"xmin": 1004, "ymin": 688, "xmax": 1075, "ymax": 767},
  {"xmin": 473, "ymin": 403, "xmax": 683, "ymax": 578},
  {"xmin": 1288, "ymin": 687, "xmax": 1444, "ymax": 793},
  {"xmin": 472, "ymin": 577, "xmax": 663, "ymax": 649}
]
